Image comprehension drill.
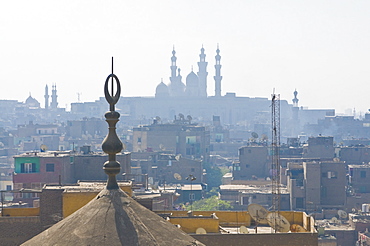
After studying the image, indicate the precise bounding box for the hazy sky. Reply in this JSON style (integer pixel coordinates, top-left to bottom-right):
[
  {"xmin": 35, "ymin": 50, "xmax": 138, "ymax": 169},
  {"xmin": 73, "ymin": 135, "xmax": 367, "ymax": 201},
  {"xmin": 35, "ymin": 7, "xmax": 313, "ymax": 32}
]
[{"xmin": 1, "ymin": 1, "xmax": 369, "ymax": 114}]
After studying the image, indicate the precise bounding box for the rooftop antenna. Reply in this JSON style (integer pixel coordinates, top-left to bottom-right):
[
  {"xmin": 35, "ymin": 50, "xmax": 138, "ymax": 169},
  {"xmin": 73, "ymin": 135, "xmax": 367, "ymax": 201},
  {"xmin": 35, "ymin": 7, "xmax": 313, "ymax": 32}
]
[
  {"xmin": 102, "ymin": 57, "xmax": 123, "ymax": 189},
  {"xmin": 271, "ymin": 89, "xmax": 281, "ymax": 232},
  {"xmin": 77, "ymin": 92, "xmax": 82, "ymax": 102}
]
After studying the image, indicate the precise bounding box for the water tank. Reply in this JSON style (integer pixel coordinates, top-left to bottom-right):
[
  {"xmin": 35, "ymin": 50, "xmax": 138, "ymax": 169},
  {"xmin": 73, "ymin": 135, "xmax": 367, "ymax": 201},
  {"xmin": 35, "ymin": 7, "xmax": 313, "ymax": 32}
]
[{"xmin": 362, "ymin": 204, "xmax": 370, "ymax": 213}]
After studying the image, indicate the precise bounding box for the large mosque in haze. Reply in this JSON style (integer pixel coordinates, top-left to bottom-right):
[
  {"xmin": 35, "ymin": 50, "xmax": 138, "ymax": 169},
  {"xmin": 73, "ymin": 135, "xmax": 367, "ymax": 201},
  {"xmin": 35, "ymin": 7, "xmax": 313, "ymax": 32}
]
[{"xmin": 155, "ymin": 46, "xmax": 222, "ymax": 99}]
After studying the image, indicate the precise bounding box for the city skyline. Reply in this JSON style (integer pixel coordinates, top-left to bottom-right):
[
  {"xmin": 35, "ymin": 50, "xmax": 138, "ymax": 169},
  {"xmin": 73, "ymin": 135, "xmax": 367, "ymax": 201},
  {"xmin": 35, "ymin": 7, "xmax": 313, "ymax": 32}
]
[{"xmin": 1, "ymin": 1, "xmax": 370, "ymax": 114}]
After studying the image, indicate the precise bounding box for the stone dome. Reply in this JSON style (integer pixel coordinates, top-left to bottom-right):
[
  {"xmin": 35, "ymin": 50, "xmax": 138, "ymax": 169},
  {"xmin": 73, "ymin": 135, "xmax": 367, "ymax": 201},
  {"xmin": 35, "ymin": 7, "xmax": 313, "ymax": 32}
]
[
  {"xmin": 155, "ymin": 81, "xmax": 169, "ymax": 98},
  {"xmin": 23, "ymin": 188, "xmax": 204, "ymax": 246},
  {"xmin": 186, "ymin": 71, "xmax": 199, "ymax": 87},
  {"xmin": 25, "ymin": 95, "xmax": 40, "ymax": 108}
]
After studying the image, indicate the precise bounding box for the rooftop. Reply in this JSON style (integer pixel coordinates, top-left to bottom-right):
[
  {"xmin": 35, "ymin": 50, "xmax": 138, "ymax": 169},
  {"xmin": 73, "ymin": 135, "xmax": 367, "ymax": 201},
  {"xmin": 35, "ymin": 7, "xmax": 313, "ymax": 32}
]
[{"xmin": 220, "ymin": 184, "xmax": 289, "ymax": 194}]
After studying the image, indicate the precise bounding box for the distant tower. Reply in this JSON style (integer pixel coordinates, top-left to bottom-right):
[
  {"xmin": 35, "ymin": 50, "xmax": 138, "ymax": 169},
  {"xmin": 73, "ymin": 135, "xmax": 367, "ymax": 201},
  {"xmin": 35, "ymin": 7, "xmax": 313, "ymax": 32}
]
[
  {"xmin": 292, "ymin": 89, "xmax": 299, "ymax": 107},
  {"xmin": 168, "ymin": 47, "xmax": 185, "ymax": 97},
  {"xmin": 50, "ymin": 84, "xmax": 58, "ymax": 109},
  {"xmin": 44, "ymin": 84, "xmax": 49, "ymax": 109},
  {"xmin": 170, "ymin": 47, "xmax": 177, "ymax": 82},
  {"xmin": 197, "ymin": 46, "xmax": 208, "ymax": 97},
  {"xmin": 214, "ymin": 45, "xmax": 222, "ymax": 97}
]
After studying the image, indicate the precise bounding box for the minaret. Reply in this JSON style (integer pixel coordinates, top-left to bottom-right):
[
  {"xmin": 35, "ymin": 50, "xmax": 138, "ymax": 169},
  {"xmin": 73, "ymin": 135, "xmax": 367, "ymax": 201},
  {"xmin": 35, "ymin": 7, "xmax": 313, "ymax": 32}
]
[
  {"xmin": 292, "ymin": 89, "xmax": 299, "ymax": 107},
  {"xmin": 214, "ymin": 45, "xmax": 222, "ymax": 97},
  {"xmin": 50, "ymin": 84, "xmax": 58, "ymax": 109},
  {"xmin": 44, "ymin": 84, "xmax": 49, "ymax": 109},
  {"xmin": 197, "ymin": 46, "xmax": 208, "ymax": 97},
  {"xmin": 170, "ymin": 47, "xmax": 177, "ymax": 83}
]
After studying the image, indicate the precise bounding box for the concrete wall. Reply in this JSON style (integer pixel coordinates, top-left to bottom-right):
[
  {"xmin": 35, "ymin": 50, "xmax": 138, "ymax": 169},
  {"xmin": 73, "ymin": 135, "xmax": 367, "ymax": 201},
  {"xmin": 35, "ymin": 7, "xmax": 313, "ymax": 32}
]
[
  {"xmin": 169, "ymin": 216, "xmax": 219, "ymax": 233},
  {"xmin": 235, "ymin": 146, "xmax": 268, "ymax": 179},
  {"xmin": 63, "ymin": 192, "xmax": 98, "ymax": 218},
  {"xmin": 166, "ymin": 210, "xmax": 253, "ymax": 227},
  {"xmin": 304, "ymin": 162, "xmax": 321, "ymax": 210},
  {"xmin": 1, "ymin": 207, "xmax": 39, "ymax": 217},
  {"xmin": 73, "ymin": 153, "xmax": 131, "ymax": 181},
  {"xmin": 320, "ymin": 162, "xmax": 346, "ymax": 206},
  {"xmin": 193, "ymin": 233, "xmax": 318, "ymax": 246}
]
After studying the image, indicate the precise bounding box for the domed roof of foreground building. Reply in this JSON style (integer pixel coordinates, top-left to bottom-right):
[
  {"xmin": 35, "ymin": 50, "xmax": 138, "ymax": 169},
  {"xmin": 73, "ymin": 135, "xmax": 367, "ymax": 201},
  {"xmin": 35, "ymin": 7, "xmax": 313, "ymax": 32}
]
[
  {"xmin": 22, "ymin": 188, "xmax": 204, "ymax": 246},
  {"xmin": 155, "ymin": 79, "xmax": 170, "ymax": 98},
  {"xmin": 186, "ymin": 71, "xmax": 199, "ymax": 87}
]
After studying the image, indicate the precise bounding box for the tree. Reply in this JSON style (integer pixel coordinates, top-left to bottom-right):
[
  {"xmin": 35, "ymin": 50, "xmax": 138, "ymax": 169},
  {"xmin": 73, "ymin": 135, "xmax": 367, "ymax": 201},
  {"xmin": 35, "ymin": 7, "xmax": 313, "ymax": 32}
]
[
  {"xmin": 184, "ymin": 196, "xmax": 233, "ymax": 211},
  {"xmin": 203, "ymin": 162, "xmax": 223, "ymax": 189}
]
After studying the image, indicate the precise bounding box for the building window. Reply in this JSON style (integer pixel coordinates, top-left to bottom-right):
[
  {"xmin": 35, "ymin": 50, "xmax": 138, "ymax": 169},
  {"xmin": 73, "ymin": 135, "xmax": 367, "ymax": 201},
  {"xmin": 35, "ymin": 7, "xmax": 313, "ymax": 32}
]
[
  {"xmin": 361, "ymin": 171, "xmax": 366, "ymax": 178},
  {"xmin": 321, "ymin": 187, "xmax": 327, "ymax": 198},
  {"xmin": 246, "ymin": 164, "xmax": 250, "ymax": 168},
  {"xmin": 323, "ymin": 171, "xmax": 337, "ymax": 179},
  {"xmin": 296, "ymin": 198, "xmax": 304, "ymax": 209},
  {"xmin": 20, "ymin": 193, "xmax": 33, "ymax": 198},
  {"xmin": 189, "ymin": 193, "xmax": 195, "ymax": 201},
  {"xmin": 20, "ymin": 163, "xmax": 37, "ymax": 173},
  {"xmin": 186, "ymin": 136, "xmax": 196, "ymax": 144},
  {"xmin": 46, "ymin": 164, "xmax": 55, "ymax": 172},
  {"xmin": 191, "ymin": 168, "xmax": 195, "ymax": 172},
  {"xmin": 6, "ymin": 185, "xmax": 11, "ymax": 191},
  {"xmin": 328, "ymin": 171, "xmax": 337, "ymax": 179},
  {"xmin": 360, "ymin": 186, "xmax": 367, "ymax": 193},
  {"xmin": 233, "ymin": 164, "xmax": 240, "ymax": 171}
]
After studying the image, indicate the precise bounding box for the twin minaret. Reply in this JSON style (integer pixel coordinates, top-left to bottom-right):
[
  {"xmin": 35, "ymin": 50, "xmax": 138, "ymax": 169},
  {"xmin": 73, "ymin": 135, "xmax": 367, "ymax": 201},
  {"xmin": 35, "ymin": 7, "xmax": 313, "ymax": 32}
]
[
  {"xmin": 214, "ymin": 45, "xmax": 222, "ymax": 97},
  {"xmin": 44, "ymin": 84, "xmax": 58, "ymax": 110},
  {"xmin": 161, "ymin": 46, "xmax": 222, "ymax": 98}
]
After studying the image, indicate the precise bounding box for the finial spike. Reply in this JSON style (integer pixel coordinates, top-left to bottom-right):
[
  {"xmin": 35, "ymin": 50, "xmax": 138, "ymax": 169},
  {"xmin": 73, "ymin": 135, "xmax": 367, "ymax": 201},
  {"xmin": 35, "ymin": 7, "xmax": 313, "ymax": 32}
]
[{"xmin": 103, "ymin": 58, "xmax": 123, "ymax": 189}]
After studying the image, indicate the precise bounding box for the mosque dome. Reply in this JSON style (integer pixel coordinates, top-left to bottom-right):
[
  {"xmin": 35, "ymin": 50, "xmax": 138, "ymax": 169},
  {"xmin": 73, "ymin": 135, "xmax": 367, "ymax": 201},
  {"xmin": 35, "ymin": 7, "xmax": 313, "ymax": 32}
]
[
  {"xmin": 155, "ymin": 80, "xmax": 169, "ymax": 98},
  {"xmin": 186, "ymin": 71, "xmax": 199, "ymax": 87},
  {"xmin": 25, "ymin": 95, "xmax": 40, "ymax": 108}
]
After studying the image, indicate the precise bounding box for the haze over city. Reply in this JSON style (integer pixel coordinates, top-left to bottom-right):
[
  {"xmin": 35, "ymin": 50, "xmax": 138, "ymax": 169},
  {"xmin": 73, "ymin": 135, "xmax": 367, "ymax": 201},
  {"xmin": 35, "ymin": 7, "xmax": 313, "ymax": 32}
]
[{"xmin": 1, "ymin": 0, "xmax": 370, "ymax": 114}]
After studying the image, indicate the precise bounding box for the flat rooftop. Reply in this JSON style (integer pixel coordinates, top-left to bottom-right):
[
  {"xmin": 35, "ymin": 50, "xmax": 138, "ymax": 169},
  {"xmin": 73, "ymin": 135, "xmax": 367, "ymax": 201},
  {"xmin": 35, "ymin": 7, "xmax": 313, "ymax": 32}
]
[{"xmin": 220, "ymin": 184, "xmax": 289, "ymax": 194}]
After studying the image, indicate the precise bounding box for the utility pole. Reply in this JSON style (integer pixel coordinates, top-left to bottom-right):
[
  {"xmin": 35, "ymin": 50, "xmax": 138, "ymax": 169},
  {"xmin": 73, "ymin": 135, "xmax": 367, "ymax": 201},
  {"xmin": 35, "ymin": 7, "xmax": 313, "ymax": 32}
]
[{"xmin": 186, "ymin": 174, "xmax": 196, "ymax": 212}]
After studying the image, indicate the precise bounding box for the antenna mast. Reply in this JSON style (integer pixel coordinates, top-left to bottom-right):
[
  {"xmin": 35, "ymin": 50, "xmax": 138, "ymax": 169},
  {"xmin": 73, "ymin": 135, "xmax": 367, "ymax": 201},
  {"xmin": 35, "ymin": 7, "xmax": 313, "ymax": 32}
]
[{"xmin": 271, "ymin": 92, "xmax": 281, "ymax": 232}]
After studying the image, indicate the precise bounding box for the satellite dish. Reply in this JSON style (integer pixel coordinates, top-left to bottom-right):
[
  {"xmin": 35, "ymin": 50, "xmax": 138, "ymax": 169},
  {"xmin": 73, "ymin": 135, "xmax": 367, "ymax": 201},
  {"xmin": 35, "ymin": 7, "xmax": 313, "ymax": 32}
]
[
  {"xmin": 187, "ymin": 115, "xmax": 192, "ymax": 122},
  {"xmin": 338, "ymin": 210, "xmax": 347, "ymax": 219},
  {"xmin": 40, "ymin": 144, "xmax": 48, "ymax": 152},
  {"xmin": 333, "ymin": 157, "xmax": 340, "ymax": 162},
  {"xmin": 266, "ymin": 212, "xmax": 291, "ymax": 233},
  {"xmin": 248, "ymin": 204, "xmax": 269, "ymax": 224},
  {"xmin": 330, "ymin": 217, "xmax": 339, "ymax": 224},
  {"xmin": 195, "ymin": 228, "xmax": 207, "ymax": 234},
  {"xmin": 174, "ymin": 173, "xmax": 182, "ymax": 181},
  {"xmin": 251, "ymin": 132, "xmax": 259, "ymax": 139},
  {"xmin": 155, "ymin": 116, "xmax": 161, "ymax": 122},
  {"xmin": 159, "ymin": 144, "xmax": 165, "ymax": 151},
  {"xmin": 239, "ymin": 226, "xmax": 249, "ymax": 234},
  {"xmin": 175, "ymin": 154, "xmax": 181, "ymax": 161}
]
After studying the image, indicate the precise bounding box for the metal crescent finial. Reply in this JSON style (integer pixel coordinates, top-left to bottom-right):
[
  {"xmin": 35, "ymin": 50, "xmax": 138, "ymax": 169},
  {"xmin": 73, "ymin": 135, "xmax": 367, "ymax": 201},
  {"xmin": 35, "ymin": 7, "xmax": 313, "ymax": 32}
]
[
  {"xmin": 102, "ymin": 57, "xmax": 123, "ymax": 190},
  {"xmin": 104, "ymin": 58, "xmax": 121, "ymax": 111}
]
